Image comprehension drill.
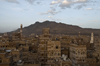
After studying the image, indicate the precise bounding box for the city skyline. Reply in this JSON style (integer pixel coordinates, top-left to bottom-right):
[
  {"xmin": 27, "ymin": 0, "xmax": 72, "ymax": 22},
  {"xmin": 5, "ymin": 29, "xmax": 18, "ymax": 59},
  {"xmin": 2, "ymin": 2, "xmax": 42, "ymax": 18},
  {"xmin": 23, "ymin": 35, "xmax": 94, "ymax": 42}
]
[{"xmin": 0, "ymin": 0, "xmax": 100, "ymax": 33}]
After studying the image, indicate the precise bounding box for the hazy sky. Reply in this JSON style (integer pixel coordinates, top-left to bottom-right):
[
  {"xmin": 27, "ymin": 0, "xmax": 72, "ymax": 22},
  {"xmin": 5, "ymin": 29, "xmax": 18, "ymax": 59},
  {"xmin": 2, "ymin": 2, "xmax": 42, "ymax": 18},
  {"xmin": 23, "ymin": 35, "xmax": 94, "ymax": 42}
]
[{"xmin": 0, "ymin": 0, "xmax": 100, "ymax": 33}]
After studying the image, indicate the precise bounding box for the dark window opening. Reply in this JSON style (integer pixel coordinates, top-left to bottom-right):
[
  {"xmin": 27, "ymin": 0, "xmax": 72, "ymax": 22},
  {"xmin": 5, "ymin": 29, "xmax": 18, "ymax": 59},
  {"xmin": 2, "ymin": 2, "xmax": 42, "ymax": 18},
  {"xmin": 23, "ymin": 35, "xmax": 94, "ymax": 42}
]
[
  {"xmin": 0, "ymin": 60, "xmax": 2, "ymax": 63},
  {"xmin": 0, "ymin": 57, "xmax": 2, "ymax": 63},
  {"xmin": 83, "ymin": 60, "xmax": 85, "ymax": 62},
  {"xmin": 56, "ymin": 46, "xmax": 58, "ymax": 49},
  {"xmin": 41, "ymin": 59, "xmax": 44, "ymax": 61}
]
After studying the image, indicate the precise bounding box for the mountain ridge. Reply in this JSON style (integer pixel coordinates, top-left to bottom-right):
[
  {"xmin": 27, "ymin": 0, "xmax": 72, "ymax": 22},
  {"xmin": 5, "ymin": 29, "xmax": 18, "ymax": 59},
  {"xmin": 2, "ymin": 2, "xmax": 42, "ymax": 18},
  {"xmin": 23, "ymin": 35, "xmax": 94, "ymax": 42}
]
[{"xmin": 0, "ymin": 20, "xmax": 100, "ymax": 36}]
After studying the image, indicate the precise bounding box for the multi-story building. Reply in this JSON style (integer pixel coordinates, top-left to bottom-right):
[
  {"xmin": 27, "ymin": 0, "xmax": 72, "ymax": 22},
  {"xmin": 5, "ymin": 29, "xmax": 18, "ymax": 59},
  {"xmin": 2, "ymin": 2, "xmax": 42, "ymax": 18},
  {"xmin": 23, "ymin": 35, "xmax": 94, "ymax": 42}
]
[
  {"xmin": 70, "ymin": 44, "xmax": 87, "ymax": 66},
  {"xmin": 38, "ymin": 28, "xmax": 50, "ymax": 66},
  {"xmin": 47, "ymin": 40, "xmax": 61, "ymax": 65},
  {"xmin": 0, "ymin": 48, "xmax": 13, "ymax": 66}
]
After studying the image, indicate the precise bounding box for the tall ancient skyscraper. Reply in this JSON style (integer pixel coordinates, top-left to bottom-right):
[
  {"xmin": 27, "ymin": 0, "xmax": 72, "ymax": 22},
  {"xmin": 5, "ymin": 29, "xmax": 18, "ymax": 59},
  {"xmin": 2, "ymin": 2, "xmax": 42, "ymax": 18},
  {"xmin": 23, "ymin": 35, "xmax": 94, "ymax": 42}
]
[
  {"xmin": 70, "ymin": 44, "xmax": 87, "ymax": 65},
  {"xmin": 38, "ymin": 28, "xmax": 50, "ymax": 65},
  {"xmin": 47, "ymin": 40, "xmax": 61, "ymax": 63},
  {"xmin": 90, "ymin": 33, "xmax": 94, "ymax": 44}
]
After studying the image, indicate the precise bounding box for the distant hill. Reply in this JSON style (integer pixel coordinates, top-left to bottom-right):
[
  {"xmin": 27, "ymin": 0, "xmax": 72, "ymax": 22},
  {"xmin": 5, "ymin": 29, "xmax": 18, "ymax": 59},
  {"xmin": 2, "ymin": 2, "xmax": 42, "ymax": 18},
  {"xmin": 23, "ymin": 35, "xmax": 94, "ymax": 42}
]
[{"xmin": 0, "ymin": 20, "xmax": 100, "ymax": 36}]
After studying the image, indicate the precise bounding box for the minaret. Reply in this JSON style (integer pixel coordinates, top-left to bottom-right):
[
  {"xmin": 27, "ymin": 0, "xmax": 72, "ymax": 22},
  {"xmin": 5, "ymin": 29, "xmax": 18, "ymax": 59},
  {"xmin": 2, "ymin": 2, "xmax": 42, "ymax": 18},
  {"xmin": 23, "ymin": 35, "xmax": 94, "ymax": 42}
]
[
  {"xmin": 79, "ymin": 32, "xmax": 80, "ymax": 37},
  {"xmin": 20, "ymin": 24, "xmax": 22, "ymax": 40},
  {"xmin": 90, "ymin": 32, "xmax": 94, "ymax": 44}
]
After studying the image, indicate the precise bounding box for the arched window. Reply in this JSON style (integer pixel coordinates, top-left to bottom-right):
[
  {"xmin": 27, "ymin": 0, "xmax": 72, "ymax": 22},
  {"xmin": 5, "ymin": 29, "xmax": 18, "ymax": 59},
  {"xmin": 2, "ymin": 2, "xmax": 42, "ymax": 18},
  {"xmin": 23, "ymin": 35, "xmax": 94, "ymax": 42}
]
[{"xmin": 58, "ymin": 53, "xmax": 60, "ymax": 55}]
